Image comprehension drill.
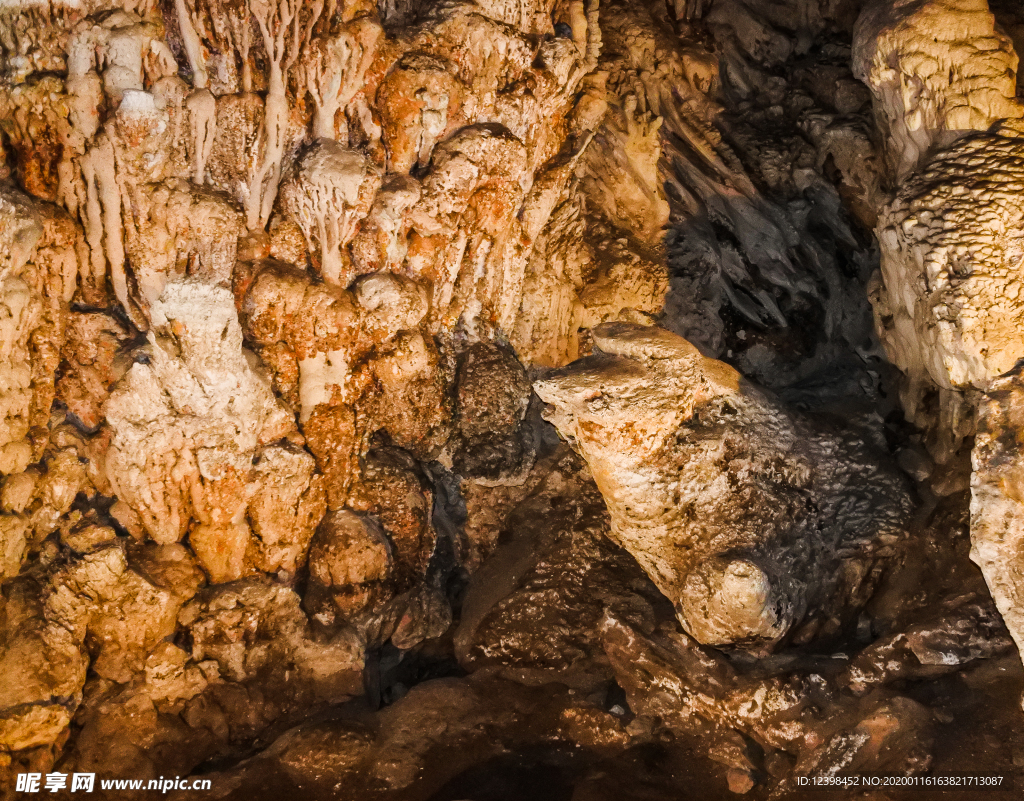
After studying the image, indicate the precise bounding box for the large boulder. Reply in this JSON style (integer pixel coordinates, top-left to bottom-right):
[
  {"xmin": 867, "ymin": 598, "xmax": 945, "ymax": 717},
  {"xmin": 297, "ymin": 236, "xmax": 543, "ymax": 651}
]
[{"xmin": 535, "ymin": 323, "xmax": 913, "ymax": 651}]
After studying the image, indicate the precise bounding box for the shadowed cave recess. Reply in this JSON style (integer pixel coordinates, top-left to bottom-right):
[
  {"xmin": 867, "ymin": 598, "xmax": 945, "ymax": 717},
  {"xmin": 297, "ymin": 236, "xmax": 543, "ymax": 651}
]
[{"xmin": 4, "ymin": 0, "xmax": 1024, "ymax": 798}]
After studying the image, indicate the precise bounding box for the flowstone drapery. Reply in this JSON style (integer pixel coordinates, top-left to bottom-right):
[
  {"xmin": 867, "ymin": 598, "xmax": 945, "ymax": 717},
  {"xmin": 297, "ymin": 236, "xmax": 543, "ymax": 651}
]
[{"xmin": 4, "ymin": 0, "xmax": 1024, "ymax": 794}]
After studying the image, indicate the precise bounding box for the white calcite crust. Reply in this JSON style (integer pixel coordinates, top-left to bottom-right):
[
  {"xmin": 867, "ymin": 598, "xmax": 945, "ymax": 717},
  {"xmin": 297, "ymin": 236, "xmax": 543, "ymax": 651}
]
[
  {"xmin": 873, "ymin": 122, "xmax": 1024, "ymax": 406},
  {"xmin": 854, "ymin": 0, "xmax": 1022, "ymax": 178}
]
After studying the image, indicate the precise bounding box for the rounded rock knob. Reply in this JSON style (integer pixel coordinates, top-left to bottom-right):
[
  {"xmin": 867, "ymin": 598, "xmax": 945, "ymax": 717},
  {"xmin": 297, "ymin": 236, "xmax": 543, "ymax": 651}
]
[{"xmin": 679, "ymin": 557, "xmax": 788, "ymax": 647}]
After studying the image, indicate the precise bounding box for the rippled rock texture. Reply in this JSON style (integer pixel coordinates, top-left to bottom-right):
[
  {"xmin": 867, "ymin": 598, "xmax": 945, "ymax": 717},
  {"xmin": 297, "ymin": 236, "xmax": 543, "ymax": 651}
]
[
  {"xmin": 2, "ymin": 0, "xmax": 1024, "ymax": 797},
  {"xmin": 536, "ymin": 322, "xmax": 913, "ymax": 651}
]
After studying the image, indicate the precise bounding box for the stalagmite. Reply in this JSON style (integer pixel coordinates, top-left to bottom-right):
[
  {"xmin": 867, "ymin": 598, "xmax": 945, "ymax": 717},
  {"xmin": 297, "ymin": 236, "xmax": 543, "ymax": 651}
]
[
  {"xmin": 971, "ymin": 367, "xmax": 1024, "ymax": 686},
  {"xmin": 856, "ymin": 0, "xmax": 1024, "ymax": 682}
]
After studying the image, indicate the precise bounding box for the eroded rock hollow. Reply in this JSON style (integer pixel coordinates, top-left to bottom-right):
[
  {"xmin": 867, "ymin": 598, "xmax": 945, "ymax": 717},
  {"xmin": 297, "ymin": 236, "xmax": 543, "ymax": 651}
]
[{"xmin": 2, "ymin": 0, "xmax": 1024, "ymax": 796}]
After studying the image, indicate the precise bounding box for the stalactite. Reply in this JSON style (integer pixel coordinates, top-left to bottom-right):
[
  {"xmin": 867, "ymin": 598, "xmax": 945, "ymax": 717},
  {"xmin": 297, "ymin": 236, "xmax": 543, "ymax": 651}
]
[
  {"xmin": 186, "ymin": 88, "xmax": 216, "ymax": 184},
  {"xmin": 247, "ymin": 0, "xmax": 324, "ymax": 230},
  {"xmin": 3, "ymin": 0, "xmax": 1023, "ymax": 792}
]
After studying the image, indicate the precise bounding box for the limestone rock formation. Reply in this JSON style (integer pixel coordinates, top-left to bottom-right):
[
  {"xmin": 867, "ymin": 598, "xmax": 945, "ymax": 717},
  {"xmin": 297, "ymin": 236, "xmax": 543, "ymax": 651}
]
[
  {"xmin": 0, "ymin": 541, "xmax": 204, "ymax": 756},
  {"xmin": 180, "ymin": 578, "xmax": 361, "ymax": 692},
  {"xmin": 279, "ymin": 140, "xmax": 382, "ymax": 288},
  {"xmin": 449, "ymin": 340, "xmax": 534, "ymax": 482},
  {"xmin": 845, "ymin": 596, "xmax": 1013, "ymax": 691},
  {"xmin": 601, "ymin": 613, "xmax": 935, "ymax": 788},
  {"xmin": 872, "ymin": 122, "xmax": 1024, "ymax": 420},
  {"xmin": 536, "ymin": 323, "xmax": 914, "ymax": 650},
  {"xmin": 0, "ymin": 186, "xmax": 77, "ymax": 478},
  {"xmin": 970, "ymin": 366, "xmax": 1024, "ymax": 675},
  {"xmin": 0, "ymin": 573, "xmax": 87, "ymax": 752},
  {"xmin": 103, "ymin": 279, "xmax": 322, "ymax": 583},
  {"xmin": 854, "ymin": 0, "xmax": 1024, "ymax": 685},
  {"xmin": 237, "ymin": 262, "xmax": 447, "ymax": 507},
  {"xmin": 3, "ymin": 0, "xmax": 1024, "ymax": 794},
  {"xmin": 854, "ymin": 0, "xmax": 1022, "ymax": 179},
  {"xmin": 306, "ymin": 509, "xmax": 394, "ymax": 620},
  {"xmin": 454, "ymin": 448, "xmax": 671, "ymax": 691},
  {"xmin": 347, "ymin": 447, "xmax": 436, "ymax": 586},
  {"xmin": 167, "ymin": 675, "xmax": 636, "ymax": 801},
  {"xmin": 62, "ymin": 574, "xmax": 363, "ymax": 782},
  {"xmin": 56, "ymin": 311, "xmax": 130, "ymax": 430}
]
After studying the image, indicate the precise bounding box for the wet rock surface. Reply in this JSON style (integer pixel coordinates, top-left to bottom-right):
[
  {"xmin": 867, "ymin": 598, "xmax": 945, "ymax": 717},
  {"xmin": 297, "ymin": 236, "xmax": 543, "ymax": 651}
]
[
  {"xmin": 536, "ymin": 323, "xmax": 914, "ymax": 651},
  {"xmin": 454, "ymin": 448, "xmax": 674, "ymax": 691},
  {"xmin": 2, "ymin": 0, "xmax": 1024, "ymax": 798}
]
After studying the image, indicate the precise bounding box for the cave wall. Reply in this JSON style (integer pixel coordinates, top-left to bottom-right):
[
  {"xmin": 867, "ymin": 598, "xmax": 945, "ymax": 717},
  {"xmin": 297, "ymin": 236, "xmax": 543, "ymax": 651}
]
[{"xmin": 1, "ymin": 0, "xmax": 1024, "ymax": 795}]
